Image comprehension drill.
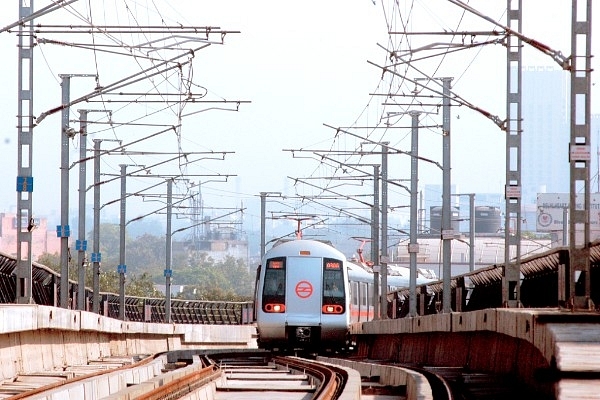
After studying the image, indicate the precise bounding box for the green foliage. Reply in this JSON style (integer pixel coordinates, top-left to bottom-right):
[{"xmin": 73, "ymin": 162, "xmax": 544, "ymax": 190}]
[
  {"xmin": 95, "ymin": 224, "xmax": 125, "ymax": 269},
  {"xmin": 37, "ymin": 227, "xmax": 253, "ymax": 301},
  {"xmin": 36, "ymin": 252, "xmax": 60, "ymax": 271},
  {"xmin": 126, "ymin": 272, "xmax": 162, "ymax": 297},
  {"xmin": 100, "ymin": 269, "xmax": 120, "ymax": 294},
  {"xmin": 174, "ymin": 253, "xmax": 255, "ymax": 301},
  {"xmin": 125, "ymin": 233, "xmax": 167, "ymax": 275},
  {"xmin": 36, "ymin": 251, "xmax": 164, "ymax": 298},
  {"xmin": 90, "ymin": 224, "xmax": 169, "ymax": 296},
  {"xmin": 36, "ymin": 251, "xmax": 79, "ymax": 281},
  {"xmin": 98, "ymin": 269, "xmax": 162, "ymax": 297}
]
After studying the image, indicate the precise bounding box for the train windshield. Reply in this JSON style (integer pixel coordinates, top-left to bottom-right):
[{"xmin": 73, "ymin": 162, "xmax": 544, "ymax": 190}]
[
  {"xmin": 262, "ymin": 257, "xmax": 286, "ymax": 312},
  {"xmin": 322, "ymin": 258, "xmax": 345, "ymax": 304}
]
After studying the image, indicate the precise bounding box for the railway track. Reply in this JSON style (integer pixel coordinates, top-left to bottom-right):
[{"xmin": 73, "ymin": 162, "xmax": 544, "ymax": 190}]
[
  {"xmin": 422, "ymin": 366, "xmax": 548, "ymax": 399},
  {"xmin": 5, "ymin": 350, "xmax": 357, "ymax": 400},
  {"xmin": 213, "ymin": 354, "xmax": 345, "ymax": 400},
  {"xmin": 320, "ymin": 356, "xmax": 553, "ymax": 399},
  {"xmin": 5, "ymin": 349, "xmax": 546, "ymax": 399},
  {"xmin": 0, "ymin": 354, "xmax": 154, "ymax": 399}
]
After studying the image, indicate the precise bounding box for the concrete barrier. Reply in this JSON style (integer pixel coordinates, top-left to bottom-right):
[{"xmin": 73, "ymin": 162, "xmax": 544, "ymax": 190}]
[
  {"xmin": 0, "ymin": 304, "xmax": 257, "ymax": 382},
  {"xmin": 319, "ymin": 357, "xmax": 432, "ymax": 400},
  {"xmin": 351, "ymin": 308, "xmax": 600, "ymax": 398}
]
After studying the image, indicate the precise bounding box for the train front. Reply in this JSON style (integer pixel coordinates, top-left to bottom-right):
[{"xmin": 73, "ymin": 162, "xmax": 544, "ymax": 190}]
[{"xmin": 255, "ymin": 240, "xmax": 351, "ymax": 351}]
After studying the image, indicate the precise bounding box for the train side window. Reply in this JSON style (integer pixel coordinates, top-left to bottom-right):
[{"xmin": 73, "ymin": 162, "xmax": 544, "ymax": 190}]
[
  {"xmin": 361, "ymin": 283, "xmax": 369, "ymax": 307},
  {"xmin": 351, "ymin": 282, "xmax": 359, "ymax": 305}
]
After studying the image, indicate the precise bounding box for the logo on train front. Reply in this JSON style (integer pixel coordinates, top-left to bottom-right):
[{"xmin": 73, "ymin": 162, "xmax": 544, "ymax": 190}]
[{"xmin": 295, "ymin": 280, "xmax": 313, "ymax": 298}]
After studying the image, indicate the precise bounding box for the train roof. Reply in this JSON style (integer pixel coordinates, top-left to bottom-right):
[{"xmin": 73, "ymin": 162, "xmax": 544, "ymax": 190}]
[
  {"xmin": 347, "ymin": 259, "xmax": 437, "ymax": 288},
  {"xmin": 346, "ymin": 260, "xmax": 375, "ymax": 280},
  {"xmin": 270, "ymin": 238, "xmax": 335, "ymax": 248},
  {"xmin": 264, "ymin": 239, "xmax": 346, "ymax": 260}
]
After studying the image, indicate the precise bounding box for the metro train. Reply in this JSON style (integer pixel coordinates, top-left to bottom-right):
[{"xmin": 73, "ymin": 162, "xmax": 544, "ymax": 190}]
[{"xmin": 254, "ymin": 238, "xmax": 435, "ymax": 351}]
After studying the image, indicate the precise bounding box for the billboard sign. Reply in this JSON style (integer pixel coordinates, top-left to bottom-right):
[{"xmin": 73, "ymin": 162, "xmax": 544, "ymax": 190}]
[{"xmin": 536, "ymin": 193, "xmax": 600, "ymax": 232}]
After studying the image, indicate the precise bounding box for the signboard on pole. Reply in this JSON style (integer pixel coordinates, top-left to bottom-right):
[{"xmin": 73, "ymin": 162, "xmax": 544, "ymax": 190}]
[{"xmin": 536, "ymin": 193, "xmax": 600, "ymax": 232}]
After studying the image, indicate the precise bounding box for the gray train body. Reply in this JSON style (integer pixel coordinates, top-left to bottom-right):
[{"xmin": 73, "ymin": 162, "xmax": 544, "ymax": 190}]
[{"xmin": 254, "ymin": 239, "xmax": 435, "ymax": 351}]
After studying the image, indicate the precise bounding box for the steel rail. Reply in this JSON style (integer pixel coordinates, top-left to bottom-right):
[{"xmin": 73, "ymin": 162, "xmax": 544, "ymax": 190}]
[
  {"xmin": 273, "ymin": 356, "xmax": 348, "ymax": 400},
  {"xmin": 135, "ymin": 362, "xmax": 221, "ymax": 400},
  {"xmin": 10, "ymin": 353, "xmax": 157, "ymax": 400}
]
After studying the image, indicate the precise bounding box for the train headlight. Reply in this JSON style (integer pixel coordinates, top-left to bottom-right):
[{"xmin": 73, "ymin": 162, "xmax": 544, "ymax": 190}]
[
  {"xmin": 264, "ymin": 303, "xmax": 286, "ymax": 313},
  {"xmin": 322, "ymin": 304, "xmax": 344, "ymax": 314}
]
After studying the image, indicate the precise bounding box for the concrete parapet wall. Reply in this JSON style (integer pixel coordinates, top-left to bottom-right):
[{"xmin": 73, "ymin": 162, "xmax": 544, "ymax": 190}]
[
  {"xmin": 79, "ymin": 311, "xmax": 123, "ymax": 333},
  {"xmin": 353, "ymin": 308, "xmax": 600, "ymax": 371},
  {"xmin": 311, "ymin": 357, "xmax": 362, "ymax": 400},
  {"xmin": 352, "ymin": 308, "xmax": 600, "ymax": 397},
  {"xmin": 319, "ymin": 357, "xmax": 432, "ymax": 400},
  {"xmin": 547, "ymin": 322, "xmax": 600, "ymax": 372},
  {"xmin": 25, "ymin": 355, "xmax": 169, "ymax": 400},
  {"xmin": 175, "ymin": 324, "xmax": 256, "ymax": 345},
  {"xmin": 0, "ymin": 304, "xmax": 257, "ymax": 381},
  {"xmin": 451, "ymin": 308, "xmax": 497, "ymax": 332}
]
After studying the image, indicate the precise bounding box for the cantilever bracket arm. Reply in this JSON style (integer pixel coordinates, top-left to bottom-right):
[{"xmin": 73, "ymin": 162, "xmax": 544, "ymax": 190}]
[
  {"xmin": 367, "ymin": 60, "xmax": 506, "ymax": 131},
  {"xmin": 0, "ymin": 0, "xmax": 81, "ymax": 34},
  {"xmin": 447, "ymin": 0, "xmax": 570, "ymax": 69}
]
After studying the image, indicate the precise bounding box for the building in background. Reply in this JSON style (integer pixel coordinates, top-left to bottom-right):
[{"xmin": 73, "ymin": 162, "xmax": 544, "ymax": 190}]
[
  {"xmin": 0, "ymin": 213, "xmax": 60, "ymax": 259},
  {"xmin": 521, "ymin": 66, "xmax": 571, "ymax": 205},
  {"xmin": 422, "ymin": 67, "xmax": 598, "ymax": 241},
  {"xmin": 394, "ymin": 236, "xmax": 551, "ymax": 279},
  {"xmin": 183, "ymin": 218, "xmax": 248, "ymax": 263}
]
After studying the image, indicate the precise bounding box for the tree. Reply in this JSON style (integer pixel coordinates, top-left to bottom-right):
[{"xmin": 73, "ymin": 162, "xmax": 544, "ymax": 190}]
[
  {"xmin": 36, "ymin": 252, "xmax": 60, "ymax": 270},
  {"xmin": 126, "ymin": 272, "xmax": 162, "ymax": 297},
  {"xmin": 37, "ymin": 227, "xmax": 254, "ymax": 301},
  {"xmin": 90, "ymin": 223, "xmax": 128, "ymax": 273},
  {"xmin": 126, "ymin": 233, "xmax": 165, "ymax": 276},
  {"xmin": 36, "ymin": 251, "xmax": 79, "ymax": 281},
  {"xmin": 99, "ymin": 269, "xmax": 120, "ymax": 294},
  {"xmin": 89, "ymin": 225, "xmax": 165, "ymax": 296},
  {"xmin": 174, "ymin": 253, "xmax": 255, "ymax": 301}
]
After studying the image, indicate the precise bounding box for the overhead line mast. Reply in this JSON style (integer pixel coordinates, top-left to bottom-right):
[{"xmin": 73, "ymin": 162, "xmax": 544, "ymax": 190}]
[
  {"xmin": 10, "ymin": 0, "xmax": 244, "ymax": 306},
  {"xmin": 387, "ymin": 1, "xmax": 591, "ymax": 308},
  {"xmin": 503, "ymin": 0, "xmax": 523, "ymax": 308},
  {"xmin": 15, "ymin": 0, "xmax": 40, "ymax": 304},
  {"xmin": 447, "ymin": 0, "xmax": 593, "ymax": 308}
]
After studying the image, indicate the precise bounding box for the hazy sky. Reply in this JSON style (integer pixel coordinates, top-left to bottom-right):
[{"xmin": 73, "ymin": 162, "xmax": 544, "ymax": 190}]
[{"xmin": 0, "ymin": 1, "xmax": 598, "ymax": 236}]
